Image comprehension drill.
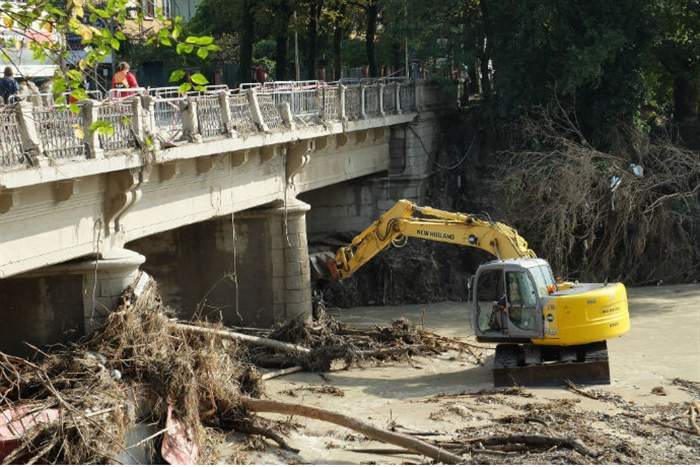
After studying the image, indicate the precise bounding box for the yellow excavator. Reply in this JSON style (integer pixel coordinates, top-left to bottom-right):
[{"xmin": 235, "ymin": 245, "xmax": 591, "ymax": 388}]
[{"xmin": 314, "ymin": 199, "xmax": 630, "ymax": 386}]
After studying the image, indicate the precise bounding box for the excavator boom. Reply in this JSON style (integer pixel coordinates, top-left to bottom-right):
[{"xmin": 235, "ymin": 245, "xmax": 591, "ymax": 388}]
[{"xmin": 329, "ymin": 199, "xmax": 535, "ymax": 280}]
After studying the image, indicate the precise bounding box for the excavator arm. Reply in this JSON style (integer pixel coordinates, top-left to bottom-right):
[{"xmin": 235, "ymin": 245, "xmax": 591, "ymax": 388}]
[{"xmin": 328, "ymin": 199, "xmax": 536, "ymax": 280}]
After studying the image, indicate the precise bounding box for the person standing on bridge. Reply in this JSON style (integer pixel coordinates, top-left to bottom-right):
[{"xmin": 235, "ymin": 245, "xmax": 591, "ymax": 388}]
[
  {"xmin": 111, "ymin": 62, "xmax": 139, "ymax": 98},
  {"xmin": 0, "ymin": 67, "xmax": 19, "ymax": 105}
]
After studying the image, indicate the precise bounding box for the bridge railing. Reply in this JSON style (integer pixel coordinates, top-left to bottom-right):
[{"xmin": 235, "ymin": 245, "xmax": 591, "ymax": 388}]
[{"xmin": 0, "ymin": 79, "xmax": 452, "ymax": 171}]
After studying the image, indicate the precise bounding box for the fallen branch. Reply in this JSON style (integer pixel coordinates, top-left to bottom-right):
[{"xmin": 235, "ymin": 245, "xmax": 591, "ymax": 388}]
[
  {"xmin": 241, "ymin": 397, "xmax": 465, "ymax": 464},
  {"xmin": 170, "ymin": 322, "xmax": 311, "ymax": 354},
  {"xmin": 468, "ymin": 434, "xmax": 598, "ymax": 457},
  {"xmin": 261, "ymin": 366, "xmax": 305, "ymax": 381},
  {"xmin": 565, "ymin": 380, "xmax": 600, "ymax": 400},
  {"xmin": 235, "ymin": 422, "xmax": 299, "ymax": 453},
  {"xmin": 348, "ymin": 448, "xmax": 415, "ymax": 455}
]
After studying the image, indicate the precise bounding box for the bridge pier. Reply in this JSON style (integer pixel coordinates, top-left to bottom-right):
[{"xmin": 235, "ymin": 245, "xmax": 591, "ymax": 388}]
[
  {"xmin": 0, "ymin": 248, "xmax": 145, "ymax": 356},
  {"xmin": 128, "ymin": 199, "xmax": 312, "ymax": 327}
]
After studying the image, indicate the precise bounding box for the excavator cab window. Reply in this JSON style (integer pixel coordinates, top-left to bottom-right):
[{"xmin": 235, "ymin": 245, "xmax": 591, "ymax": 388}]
[
  {"xmin": 505, "ymin": 271, "xmax": 539, "ymax": 332},
  {"xmin": 474, "ymin": 265, "xmax": 544, "ymax": 339},
  {"xmin": 475, "ymin": 269, "xmax": 506, "ymax": 333}
]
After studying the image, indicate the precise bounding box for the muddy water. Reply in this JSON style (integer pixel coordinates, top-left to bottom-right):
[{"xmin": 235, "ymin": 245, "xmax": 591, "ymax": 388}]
[{"xmin": 232, "ymin": 284, "xmax": 700, "ymax": 464}]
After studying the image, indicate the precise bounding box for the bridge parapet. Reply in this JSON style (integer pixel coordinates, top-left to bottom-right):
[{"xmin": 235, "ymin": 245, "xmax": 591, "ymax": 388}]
[{"xmin": 0, "ymin": 79, "xmax": 440, "ymax": 176}]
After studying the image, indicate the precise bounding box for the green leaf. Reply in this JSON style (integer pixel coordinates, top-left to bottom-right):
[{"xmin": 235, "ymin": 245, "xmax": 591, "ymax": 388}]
[
  {"xmin": 70, "ymin": 88, "xmax": 88, "ymax": 101},
  {"xmin": 69, "ymin": 103, "xmax": 80, "ymax": 114},
  {"xmin": 196, "ymin": 47, "xmax": 209, "ymax": 59},
  {"xmin": 110, "ymin": 38, "xmax": 120, "ymax": 50},
  {"xmin": 185, "ymin": 35, "xmax": 214, "ymax": 46},
  {"xmin": 169, "ymin": 69, "xmax": 186, "ymax": 83},
  {"xmin": 90, "ymin": 120, "xmax": 114, "ymax": 136},
  {"xmin": 160, "ymin": 36, "xmax": 172, "ymax": 46},
  {"xmin": 114, "ymin": 31, "xmax": 126, "ymax": 40},
  {"xmin": 176, "ymin": 42, "xmax": 193, "ymax": 55},
  {"xmin": 190, "ymin": 73, "xmax": 208, "ymax": 85},
  {"xmin": 178, "ymin": 82, "xmax": 192, "ymax": 94}
]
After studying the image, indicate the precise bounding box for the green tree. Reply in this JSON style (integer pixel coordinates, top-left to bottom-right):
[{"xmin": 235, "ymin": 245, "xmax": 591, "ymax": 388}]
[{"xmin": 0, "ymin": 0, "xmax": 216, "ymax": 113}]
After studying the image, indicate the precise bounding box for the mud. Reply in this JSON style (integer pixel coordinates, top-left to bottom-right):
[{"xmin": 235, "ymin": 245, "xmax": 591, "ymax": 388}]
[{"xmin": 223, "ymin": 284, "xmax": 700, "ymax": 464}]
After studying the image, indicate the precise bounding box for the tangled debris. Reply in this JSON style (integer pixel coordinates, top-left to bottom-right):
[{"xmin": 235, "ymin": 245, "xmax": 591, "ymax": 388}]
[
  {"xmin": 404, "ymin": 392, "xmax": 700, "ymax": 464},
  {"xmin": 249, "ymin": 312, "xmax": 486, "ymax": 372},
  {"xmin": 0, "ymin": 276, "xmax": 263, "ymax": 464},
  {"xmin": 0, "ymin": 276, "xmax": 479, "ymax": 465}
]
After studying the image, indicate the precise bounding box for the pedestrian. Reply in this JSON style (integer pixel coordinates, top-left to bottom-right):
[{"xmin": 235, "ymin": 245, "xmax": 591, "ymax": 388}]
[
  {"xmin": 0, "ymin": 67, "xmax": 19, "ymax": 105},
  {"xmin": 254, "ymin": 63, "xmax": 267, "ymax": 84},
  {"xmin": 111, "ymin": 62, "xmax": 139, "ymax": 97}
]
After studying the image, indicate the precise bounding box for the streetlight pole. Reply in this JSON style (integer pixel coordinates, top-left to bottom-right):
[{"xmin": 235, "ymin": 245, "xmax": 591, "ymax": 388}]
[{"xmin": 294, "ymin": 10, "xmax": 300, "ymax": 81}]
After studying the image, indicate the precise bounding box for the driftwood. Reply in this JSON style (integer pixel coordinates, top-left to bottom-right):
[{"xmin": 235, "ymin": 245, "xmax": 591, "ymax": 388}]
[
  {"xmin": 170, "ymin": 322, "xmax": 311, "ymax": 354},
  {"xmin": 565, "ymin": 380, "xmax": 601, "ymax": 400},
  {"xmin": 261, "ymin": 366, "xmax": 305, "ymax": 381},
  {"xmin": 468, "ymin": 434, "xmax": 599, "ymax": 457},
  {"xmin": 240, "ymin": 397, "xmax": 465, "ymax": 464}
]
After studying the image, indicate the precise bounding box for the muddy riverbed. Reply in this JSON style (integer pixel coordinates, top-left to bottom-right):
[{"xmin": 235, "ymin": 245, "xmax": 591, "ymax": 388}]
[{"xmin": 220, "ymin": 284, "xmax": 700, "ymax": 464}]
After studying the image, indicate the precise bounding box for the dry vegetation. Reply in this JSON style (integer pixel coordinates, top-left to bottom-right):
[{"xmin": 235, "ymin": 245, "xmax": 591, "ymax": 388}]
[
  {"xmin": 0, "ymin": 277, "xmax": 483, "ymax": 464},
  {"xmin": 496, "ymin": 102, "xmax": 700, "ymax": 284}
]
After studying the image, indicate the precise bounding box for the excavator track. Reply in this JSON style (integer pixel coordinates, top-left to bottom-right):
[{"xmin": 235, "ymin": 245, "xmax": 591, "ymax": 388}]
[{"xmin": 493, "ymin": 341, "xmax": 610, "ymax": 387}]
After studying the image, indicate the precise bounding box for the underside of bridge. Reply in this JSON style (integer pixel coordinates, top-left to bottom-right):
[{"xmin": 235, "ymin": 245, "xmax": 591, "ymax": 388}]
[{"xmin": 0, "ymin": 93, "xmax": 448, "ymax": 356}]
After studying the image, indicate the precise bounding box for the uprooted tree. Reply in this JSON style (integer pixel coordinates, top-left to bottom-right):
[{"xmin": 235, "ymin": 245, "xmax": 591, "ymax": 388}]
[{"xmin": 494, "ymin": 102, "xmax": 700, "ymax": 284}]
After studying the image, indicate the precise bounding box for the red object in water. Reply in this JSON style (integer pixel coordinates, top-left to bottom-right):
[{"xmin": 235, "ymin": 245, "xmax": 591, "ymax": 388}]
[
  {"xmin": 0, "ymin": 405, "xmax": 59, "ymax": 461},
  {"xmin": 161, "ymin": 404, "xmax": 199, "ymax": 465}
]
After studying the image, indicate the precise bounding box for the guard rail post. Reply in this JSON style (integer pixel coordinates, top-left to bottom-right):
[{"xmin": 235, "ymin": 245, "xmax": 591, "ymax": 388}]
[
  {"xmin": 15, "ymin": 101, "xmax": 46, "ymax": 166},
  {"xmin": 218, "ymin": 91, "xmax": 235, "ymax": 137},
  {"xmin": 140, "ymin": 95, "xmax": 160, "ymax": 151},
  {"xmin": 182, "ymin": 97, "xmax": 202, "ymax": 143},
  {"xmin": 378, "ymin": 82, "xmax": 386, "ymax": 117},
  {"xmin": 360, "ymin": 83, "xmax": 367, "ymax": 119},
  {"xmin": 395, "ymin": 82, "xmax": 402, "ymax": 114},
  {"xmin": 278, "ymin": 102, "xmax": 295, "ymax": 131},
  {"xmin": 339, "ymin": 85, "xmax": 347, "ymax": 121},
  {"xmin": 247, "ymin": 88, "xmax": 269, "ymax": 133},
  {"xmin": 130, "ymin": 96, "xmax": 145, "ymax": 145},
  {"xmin": 81, "ymin": 99, "xmax": 103, "ymax": 159}
]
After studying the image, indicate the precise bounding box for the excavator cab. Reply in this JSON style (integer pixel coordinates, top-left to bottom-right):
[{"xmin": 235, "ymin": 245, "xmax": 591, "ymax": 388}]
[{"xmin": 471, "ymin": 259, "xmax": 555, "ymax": 342}]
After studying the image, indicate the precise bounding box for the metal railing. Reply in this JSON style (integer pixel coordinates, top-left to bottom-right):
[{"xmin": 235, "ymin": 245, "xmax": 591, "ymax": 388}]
[
  {"xmin": 0, "ymin": 108, "xmax": 24, "ymax": 167},
  {"xmin": 320, "ymin": 85, "xmax": 340, "ymax": 122},
  {"xmin": 364, "ymin": 84, "xmax": 381, "ymax": 117},
  {"xmin": 195, "ymin": 94, "xmax": 225, "ymax": 138},
  {"xmin": 383, "ymin": 83, "xmax": 398, "ymax": 115},
  {"xmin": 0, "ymin": 79, "xmax": 439, "ymax": 171},
  {"xmin": 153, "ymin": 97, "xmax": 186, "ymax": 143},
  {"xmin": 257, "ymin": 92, "xmax": 285, "ymax": 130},
  {"xmin": 98, "ymin": 101, "xmax": 137, "ymax": 151},
  {"xmin": 228, "ymin": 92, "xmax": 257, "ymax": 136},
  {"xmin": 400, "ymin": 82, "xmax": 416, "ymax": 112},
  {"xmin": 32, "ymin": 106, "xmax": 86, "ymax": 160},
  {"xmin": 345, "ymin": 85, "xmax": 362, "ymax": 121}
]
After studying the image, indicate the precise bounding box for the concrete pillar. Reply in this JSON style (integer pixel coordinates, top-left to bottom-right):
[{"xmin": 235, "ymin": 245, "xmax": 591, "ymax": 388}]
[
  {"xmin": 129, "ymin": 200, "xmax": 312, "ymax": 328},
  {"xmin": 238, "ymin": 198, "xmax": 312, "ymax": 324},
  {"xmin": 0, "ymin": 248, "xmax": 144, "ymax": 356}
]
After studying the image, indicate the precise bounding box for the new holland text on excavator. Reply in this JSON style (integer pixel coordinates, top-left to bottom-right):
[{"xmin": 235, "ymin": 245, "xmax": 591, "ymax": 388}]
[{"xmin": 312, "ymin": 199, "xmax": 631, "ymax": 386}]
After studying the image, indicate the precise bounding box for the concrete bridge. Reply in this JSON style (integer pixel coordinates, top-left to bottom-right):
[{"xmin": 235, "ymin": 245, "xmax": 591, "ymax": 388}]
[{"xmin": 0, "ymin": 79, "xmax": 454, "ymax": 355}]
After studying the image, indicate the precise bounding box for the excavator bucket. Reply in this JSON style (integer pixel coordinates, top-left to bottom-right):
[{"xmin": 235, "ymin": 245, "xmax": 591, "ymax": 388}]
[{"xmin": 309, "ymin": 251, "xmax": 338, "ymax": 281}]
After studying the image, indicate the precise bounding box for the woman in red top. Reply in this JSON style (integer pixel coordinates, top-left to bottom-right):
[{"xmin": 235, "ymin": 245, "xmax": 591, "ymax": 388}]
[{"xmin": 111, "ymin": 62, "xmax": 139, "ymax": 97}]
